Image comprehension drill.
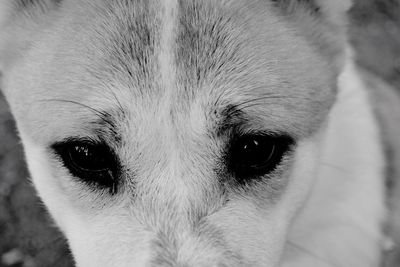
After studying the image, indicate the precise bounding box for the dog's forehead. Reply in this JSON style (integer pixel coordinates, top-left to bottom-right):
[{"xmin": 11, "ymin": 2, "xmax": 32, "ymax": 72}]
[
  {"xmin": 13, "ymin": 0, "xmax": 336, "ymax": 142},
  {"xmin": 75, "ymin": 0, "xmax": 335, "ymax": 96}
]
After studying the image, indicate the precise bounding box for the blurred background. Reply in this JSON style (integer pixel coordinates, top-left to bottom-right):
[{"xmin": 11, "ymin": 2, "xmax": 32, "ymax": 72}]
[
  {"xmin": 351, "ymin": 0, "xmax": 400, "ymax": 90},
  {"xmin": 0, "ymin": 1, "xmax": 400, "ymax": 266}
]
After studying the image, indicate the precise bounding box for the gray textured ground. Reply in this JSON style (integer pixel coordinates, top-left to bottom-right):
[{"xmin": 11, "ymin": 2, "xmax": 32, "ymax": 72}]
[
  {"xmin": 0, "ymin": 96, "xmax": 73, "ymax": 267},
  {"xmin": 0, "ymin": 1, "xmax": 400, "ymax": 267}
]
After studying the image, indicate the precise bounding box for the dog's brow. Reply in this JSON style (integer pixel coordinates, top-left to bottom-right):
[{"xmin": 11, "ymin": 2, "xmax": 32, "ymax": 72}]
[
  {"xmin": 213, "ymin": 101, "xmax": 291, "ymax": 138},
  {"xmin": 214, "ymin": 104, "xmax": 248, "ymax": 136},
  {"xmin": 39, "ymin": 99, "xmax": 121, "ymax": 142},
  {"xmin": 92, "ymin": 113, "xmax": 120, "ymax": 141}
]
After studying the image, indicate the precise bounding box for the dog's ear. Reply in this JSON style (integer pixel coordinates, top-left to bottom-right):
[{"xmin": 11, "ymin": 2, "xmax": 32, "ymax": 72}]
[
  {"xmin": 0, "ymin": 1, "xmax": 60, "ymax": 73},
  {"xmin": 272, "ymin": 0, "xmax": 354, "ymax": 70},
  {"xmin": 314, "ymin": 0, "xmax": 353, "ymax": 24}
]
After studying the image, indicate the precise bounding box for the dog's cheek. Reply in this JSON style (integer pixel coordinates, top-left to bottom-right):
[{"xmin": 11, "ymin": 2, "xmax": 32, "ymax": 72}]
[
  {"xmin": 20, "ymin": 130, "xmax": 154, "ymax": 267},
  {"xmin": 67, "ymin": 215, "xmax": 153, "ymax": 267},
  {"xmin": 279, "ymin": 130, "xmax": 327, "ymax": 217},
  {"xmin": 206, "ymin": 130, "xmax": 326, "ymax": 265},
  {"xmin": 206, "ymin": 201, "xmax": 288, "ymax": 266},
  {"xmin": 18, "ymin": 131, "xmax": 76, "ymax": 234}
]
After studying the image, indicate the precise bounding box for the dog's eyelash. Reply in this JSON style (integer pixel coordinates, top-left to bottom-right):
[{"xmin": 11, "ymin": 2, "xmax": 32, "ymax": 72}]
[{"xmin": 223, "ymin": 94, "xmax": 313, "ymax": 119}]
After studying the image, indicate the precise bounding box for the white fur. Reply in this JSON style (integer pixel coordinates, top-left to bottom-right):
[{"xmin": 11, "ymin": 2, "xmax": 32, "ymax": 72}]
[{"xmin": 282, "ymin": 52, "xmax": 386, "ymax": 267}]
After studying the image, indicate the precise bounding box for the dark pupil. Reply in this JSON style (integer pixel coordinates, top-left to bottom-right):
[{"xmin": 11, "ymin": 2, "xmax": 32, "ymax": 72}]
[
  {"xmin": 229, "ymin": 135, "xmax": 290, "ymax": 180},
  {"xmin": 238, "ymin": 137, "xmax": 274, "ymax": 169},
  {"xmin": 70, "ymin": 144, "xmax": 108, "ymax": 171},
  {"xmin": 242, "ymin": 139, "xmax": 273, "ymax": 165}
]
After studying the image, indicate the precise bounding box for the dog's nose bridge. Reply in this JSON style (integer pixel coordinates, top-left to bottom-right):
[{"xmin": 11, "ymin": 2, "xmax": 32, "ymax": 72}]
[
  {"xmin": 143, "ymin": 116, "xmax": 215, "ymax": 203},
  {"xmin": 139, "ymin": 166, "xmax": 216, "ymax": 227},
  {"xmin": 145, "ymin": 218, "xmax": 240, "ymax": 267},
  {"xmin": 129, "ymin": 100, "xmax": 224, "ymax": 234},
  {"xmin": 133, "ymin": 158, "xmax": 224, "ymax": 250}
]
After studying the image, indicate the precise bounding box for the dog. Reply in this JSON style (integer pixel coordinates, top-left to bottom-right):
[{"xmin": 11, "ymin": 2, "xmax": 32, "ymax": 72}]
[{"xmin": 1, "ymin": 0, "xmax": 399, "ymax": 266}]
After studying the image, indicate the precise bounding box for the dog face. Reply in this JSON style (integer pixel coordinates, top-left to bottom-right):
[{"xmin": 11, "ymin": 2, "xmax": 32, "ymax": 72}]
[{"xmin": 0, "ymin": 1, "xmax": 351, "ymax": 266}]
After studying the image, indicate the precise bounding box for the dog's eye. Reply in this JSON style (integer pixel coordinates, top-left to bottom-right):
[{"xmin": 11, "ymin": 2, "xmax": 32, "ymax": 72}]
[
  {"xmin": 228, "ymin": 135, "xmax": 292, "ymax": 182},
  {"xmin": 52, "ymin": 140, "xmax": 119, "ymax": 193}
]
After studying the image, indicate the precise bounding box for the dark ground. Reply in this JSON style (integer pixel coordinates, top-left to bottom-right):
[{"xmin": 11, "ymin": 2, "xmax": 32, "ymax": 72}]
[{"xmin": 1, "ymin": 1, "xmax": 400, "ymax": 267}]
